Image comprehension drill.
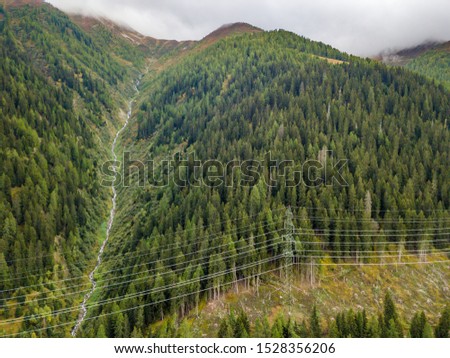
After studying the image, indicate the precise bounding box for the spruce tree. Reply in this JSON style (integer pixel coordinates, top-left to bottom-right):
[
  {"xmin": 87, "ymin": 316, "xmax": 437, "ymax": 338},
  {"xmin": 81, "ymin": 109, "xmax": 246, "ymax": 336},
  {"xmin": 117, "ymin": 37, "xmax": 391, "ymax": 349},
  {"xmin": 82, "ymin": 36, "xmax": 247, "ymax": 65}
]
[
  {"xmin": 435, "ymin": 307, "xmax": 450, "ymax": 338},
  {"xmin": 309, "ymin": 305, "xmax": 322, "ymax": 337},
  {"xmin": 382, "ymin": 292, "xmax": 403, "ymax": 337},
  {"xmin": 410, "ymin": 312, "xmax": 426, "ymax": 338}
]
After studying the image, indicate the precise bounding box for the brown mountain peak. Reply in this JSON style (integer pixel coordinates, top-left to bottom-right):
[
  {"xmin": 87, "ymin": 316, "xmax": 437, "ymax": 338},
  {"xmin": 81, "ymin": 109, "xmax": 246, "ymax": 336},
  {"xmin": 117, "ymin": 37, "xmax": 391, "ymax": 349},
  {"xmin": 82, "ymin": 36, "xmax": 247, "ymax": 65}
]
[{"xmin": 202, "ymin": 22, "xmax": 262, "ymax": 42}]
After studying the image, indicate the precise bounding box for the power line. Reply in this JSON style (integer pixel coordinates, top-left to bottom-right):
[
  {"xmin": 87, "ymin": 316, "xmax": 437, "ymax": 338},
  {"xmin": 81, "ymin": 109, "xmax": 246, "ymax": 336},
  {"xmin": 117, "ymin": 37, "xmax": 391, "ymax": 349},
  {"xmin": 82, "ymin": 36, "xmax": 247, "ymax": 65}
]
[
  {"xmin": 294, "ymin": 252, "xmax": 449, "ymax": 260},
  {"xmin": 294, "ymin": 217, "xmax": 450, "ymax": 224},
  {"xmin": 3, "ymin": 245, "xmax": 446, "ymax": 309},
  {"xmin": 4, "ymin": 221, "xmax": 447, "ymax": 284},
  {"xmin": 2, "ymin": 210, "xmax": 285, "ymax": 266},
  {"xmin": 294, "ymin": 260, "xmax": 450, "ymax": 267},
  {"xmin": 0, "ymin": 229, "xmax": 278, "ymax": 299},
  {"xmin": 293, "ymin": 248, "xmax": 449, "ymax": 255},
  {"xmin": 3, "ymin": 248, "xmax": 447, "ymax": 326},
  {"xmin": 290, "ymin": 206, "xmax": 450, "ymax": 214},
  {"xmin": 1, "ymin": 237, "xmax": 285, "ymax": 309},
  {"xmin": 3, "ymin": 243, "xmax": 447, "ymax": 313},
  {"xmin": 2, "ymin": 235, "xmax": 447, "ymax": 311},
  {"xmin": 1, "ymin": 255, "xmax": 285, "ymax": 326},
  {"xmin": 0, "ymin": 228, "xmax": 284, "ymax": 293},
  {"xmin": 2, "ymin": 257, "xmax": 448, "ymax": 338},
  {"xmin": 1, "ymin": 209, "xmax": 448, "ymax": 337},
  {"xmin": 1, "ymin": 247, "xmax": 448, "ymax": 336},
  {"xmin": 2, "ymin": 219, "xmax": 284, "ymax": 283},
  {"xmin": 2, "ymin": 235, "xmax": 447, "ymax": 299},
  {"xmin": 5, "ymin": 207, "xmax": 446, "ymax": 266},
  {"xmin": 290, "ymin": 238, "xmax": 449, "ymax": 246},
  {"xmin": 1, "ymin": 265, "xmax": 286, "ymax": 338},
  {"xmin": 294, "ymin": 227, "xmax": 450, "ymax": 233},
  {"xmin": 293, "ymin": 231, "xmax": 450, "ymax": 237}
]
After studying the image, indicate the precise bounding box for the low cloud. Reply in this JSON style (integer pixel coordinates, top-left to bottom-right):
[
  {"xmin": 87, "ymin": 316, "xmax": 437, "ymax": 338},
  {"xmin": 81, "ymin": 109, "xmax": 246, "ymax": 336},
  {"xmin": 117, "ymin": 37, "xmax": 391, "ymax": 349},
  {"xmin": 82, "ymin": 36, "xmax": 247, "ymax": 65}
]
[{"xmin": 46, "ymin": 0, "xmax": 450, "ymax": 56}]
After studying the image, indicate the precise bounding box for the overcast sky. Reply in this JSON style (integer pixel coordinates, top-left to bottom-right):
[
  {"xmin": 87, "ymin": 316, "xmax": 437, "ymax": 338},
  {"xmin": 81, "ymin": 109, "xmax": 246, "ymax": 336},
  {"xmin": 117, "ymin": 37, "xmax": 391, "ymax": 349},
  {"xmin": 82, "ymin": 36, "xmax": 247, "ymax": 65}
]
[{"xmin": 46, "ymin": 0, "xmax": 450, "ymax": 56}]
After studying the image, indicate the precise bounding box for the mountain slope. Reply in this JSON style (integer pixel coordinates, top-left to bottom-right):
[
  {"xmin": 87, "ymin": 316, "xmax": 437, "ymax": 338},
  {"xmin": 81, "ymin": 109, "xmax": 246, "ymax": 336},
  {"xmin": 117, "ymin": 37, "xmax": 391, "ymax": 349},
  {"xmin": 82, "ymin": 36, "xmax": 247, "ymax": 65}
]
[
  {"xmin": 69, "ymin": 14, "xmax": 195, "ymax": 59},
  {"xmin": 381, "ymin": 41, "xmax": 450, "ymax": 90},
  {"xmin": 404, "ymin": 42, "xmax": 450, "ymax": 90},
  {"xmin": 1, "ymin": 4, "xmax": 449, "ymax": 338},
  {"xmin": 78, "ymin": 30, "xmax": 450, "ymax": 337},
  {"xmin": 0, "ymin": 3, "xmax": 143, "ymax": 337}
]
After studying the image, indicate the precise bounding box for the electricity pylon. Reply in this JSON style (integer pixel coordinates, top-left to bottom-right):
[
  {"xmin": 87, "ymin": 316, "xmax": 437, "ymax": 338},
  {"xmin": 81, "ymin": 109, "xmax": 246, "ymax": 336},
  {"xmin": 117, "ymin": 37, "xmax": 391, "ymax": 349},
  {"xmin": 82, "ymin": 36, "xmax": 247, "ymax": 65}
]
[{"xmin": 283, "ymin": 206, "xmax": 295, "ymax": 315}]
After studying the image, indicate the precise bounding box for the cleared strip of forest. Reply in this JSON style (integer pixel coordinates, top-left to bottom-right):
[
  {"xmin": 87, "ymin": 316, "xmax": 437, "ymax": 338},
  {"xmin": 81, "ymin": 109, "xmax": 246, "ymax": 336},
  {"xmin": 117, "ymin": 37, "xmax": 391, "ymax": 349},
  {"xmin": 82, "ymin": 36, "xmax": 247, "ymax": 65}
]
[
  {"xmin": 193, "ymin": 257, "xmax": 449, "ymax": 336},
  {"xmin": 314, "ymin": 54, "xmax": 348, "ymax": 64}
]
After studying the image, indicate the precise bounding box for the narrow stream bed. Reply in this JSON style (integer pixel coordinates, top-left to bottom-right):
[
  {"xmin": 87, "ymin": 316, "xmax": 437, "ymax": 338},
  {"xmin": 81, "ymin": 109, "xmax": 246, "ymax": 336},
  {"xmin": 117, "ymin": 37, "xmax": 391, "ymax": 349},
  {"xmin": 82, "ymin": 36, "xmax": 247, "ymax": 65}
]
[{"xmin": 71, "ymin": 79, "xmax": 140, "ymax": 337}]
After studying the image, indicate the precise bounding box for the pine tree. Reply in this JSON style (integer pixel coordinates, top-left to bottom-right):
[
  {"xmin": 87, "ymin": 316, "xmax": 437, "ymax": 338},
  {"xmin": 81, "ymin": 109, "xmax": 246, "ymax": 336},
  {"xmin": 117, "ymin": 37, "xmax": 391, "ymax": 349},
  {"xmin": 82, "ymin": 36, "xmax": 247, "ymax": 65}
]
[
  {"xmin": 435, "ymin": 307, "xmax": 450, "ymax": 338},
  {"xmin": 114, "ymin": 313, "xmax": 126, "ymax": 338},
  {"xmin": 177, "ymin": 320, "xmax": 193, "ymax": 338},
  {"xmin": 422, "ymin": 323, "xmax": 434, "ymax": 338},
  {"xmin": 309, "ymin": 305, "xmax": 322, "ymax": 337},
  {"xmin": 218, "ymin": 318, "xmax": 233, "ymax": 338},
  {"xmin": 271, "ymin": 316, "xmax": 284, "ymax": 338},
  {"xmin": 410, "ymin": 312, "xmax": 427, "ymax": 338},
  {"xmin": 328, "ymin": 321, "xmax": 340, "ymax": 338},
  {"xmin": 0, "ymin": 253, "xmax": 9, "ymax": 291},
  {"xmin": 232, "ymin": 310, "xmax": 250, "ymax": 338},
  {"xmin": 96, "ymin": 324, "xmax": 107, "ymax": 338},
  {"xmin": 131, "ymin": 326, "xmax": 143, "ymax": 338},
  {"xmin": 152, "ymin": 274, "xmax": 166, "ymax": 321},
  {"xmin": 382, "ymin": 292, "xmax": 403, "ymax": 337}
]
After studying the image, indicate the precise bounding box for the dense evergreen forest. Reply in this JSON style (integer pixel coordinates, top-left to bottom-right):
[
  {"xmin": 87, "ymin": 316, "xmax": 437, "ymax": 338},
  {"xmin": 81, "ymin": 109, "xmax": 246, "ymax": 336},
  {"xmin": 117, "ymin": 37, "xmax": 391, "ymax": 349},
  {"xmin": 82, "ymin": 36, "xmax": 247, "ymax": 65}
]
[
  {"xmin": 78, "ymin": 31, "xmax": 449, "ymax": 337},
  {"xmin": 0, "ymin": 4, "xmax": 448, "ymax": 339},
  {"xmin": 0, "ymin": 4, "xmax": 142, "ymax": 337}
]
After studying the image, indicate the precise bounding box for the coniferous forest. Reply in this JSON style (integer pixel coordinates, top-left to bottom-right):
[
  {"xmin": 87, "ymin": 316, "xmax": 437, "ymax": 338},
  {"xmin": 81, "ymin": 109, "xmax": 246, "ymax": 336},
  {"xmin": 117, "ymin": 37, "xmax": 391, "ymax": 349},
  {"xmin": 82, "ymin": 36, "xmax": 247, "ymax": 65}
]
[
  {"xmin": 0, "ymin": 3, "xmax": 141, "ymax": 337},
  {"xmin": 0, "ymin": 2, "xmax": 448, "ymax": 338}
]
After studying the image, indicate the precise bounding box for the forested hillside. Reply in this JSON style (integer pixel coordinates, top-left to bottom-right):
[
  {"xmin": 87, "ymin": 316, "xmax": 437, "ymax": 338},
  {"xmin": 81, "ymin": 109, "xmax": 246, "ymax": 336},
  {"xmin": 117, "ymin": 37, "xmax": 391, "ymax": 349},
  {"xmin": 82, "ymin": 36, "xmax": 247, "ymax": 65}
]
[
  {"xmin": 404, "ymin": 42, "xmax": 450, "ymax": 90},
  {"xmin": 0, "ymin": 4, "xmax": 448, "ymax": 339},
  {"xmin": 0, "ymin": 3, "xmax": 142, "ymax": 337},
  {"xmin": 78, "ymin": 30, "xmax": 449, "ymax": 337},
  {"xmin": 381, "ymin": 41, "xmax": 450, "ymax": 90}
]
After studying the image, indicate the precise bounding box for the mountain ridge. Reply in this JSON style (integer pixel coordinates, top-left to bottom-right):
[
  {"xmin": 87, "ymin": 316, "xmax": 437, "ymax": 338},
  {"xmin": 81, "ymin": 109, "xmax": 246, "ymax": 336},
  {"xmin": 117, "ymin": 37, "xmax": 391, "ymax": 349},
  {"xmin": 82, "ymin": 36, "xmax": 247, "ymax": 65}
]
[
  {"xmin": 378, "ymin": 40, "xmax": 449, "ymax": 66},
  {"xmin": 69, "ymin": 14, "xmax": 264, "ymax": 59},
  {"xmin": 202, "ymin": 22, "xmax": 263, "ymax": 42},
  {"xmin": 379, "ymin": 40, "xmax": 450, "ymax": 89}
]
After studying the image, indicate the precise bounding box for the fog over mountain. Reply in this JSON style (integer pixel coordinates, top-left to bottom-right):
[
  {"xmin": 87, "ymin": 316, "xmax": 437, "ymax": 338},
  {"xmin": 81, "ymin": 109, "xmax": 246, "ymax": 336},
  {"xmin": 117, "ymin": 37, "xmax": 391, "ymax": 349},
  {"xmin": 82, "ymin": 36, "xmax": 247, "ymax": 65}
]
[{"xmin": 45, "ymin": 0, "xmax": 450, "ymax": 56}]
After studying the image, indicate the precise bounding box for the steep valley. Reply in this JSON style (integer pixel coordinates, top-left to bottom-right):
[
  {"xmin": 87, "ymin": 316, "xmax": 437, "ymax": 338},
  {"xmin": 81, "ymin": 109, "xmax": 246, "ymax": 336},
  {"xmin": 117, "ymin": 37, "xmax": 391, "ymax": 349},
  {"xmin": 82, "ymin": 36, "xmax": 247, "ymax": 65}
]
[{"xmin": 0, "ymin": 2, "xmax": 449, "ymax": 339}]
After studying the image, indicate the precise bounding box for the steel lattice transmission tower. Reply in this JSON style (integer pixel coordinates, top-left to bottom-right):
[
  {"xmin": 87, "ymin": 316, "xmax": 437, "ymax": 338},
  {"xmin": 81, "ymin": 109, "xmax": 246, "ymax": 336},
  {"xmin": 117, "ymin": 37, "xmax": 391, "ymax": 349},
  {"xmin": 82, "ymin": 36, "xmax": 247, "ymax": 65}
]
[{"xmin": 283, "ymin": 206, "xmax": 295, "ymax": 315}]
